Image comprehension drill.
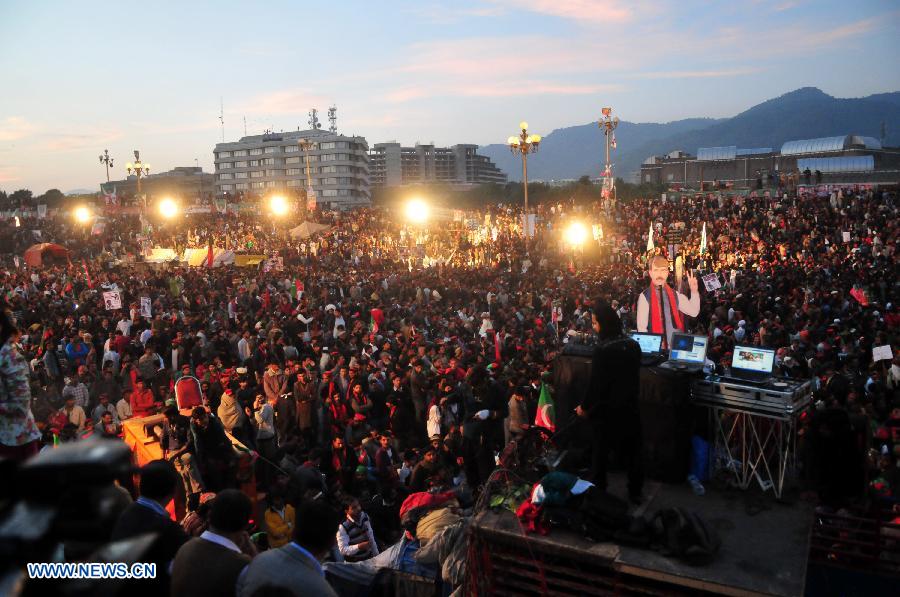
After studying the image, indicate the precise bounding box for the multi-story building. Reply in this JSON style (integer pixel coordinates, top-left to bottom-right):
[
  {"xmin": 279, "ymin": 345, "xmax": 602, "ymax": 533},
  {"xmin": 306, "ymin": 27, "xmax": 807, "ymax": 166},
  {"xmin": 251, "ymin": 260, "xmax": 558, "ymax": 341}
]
[
  {"xmin": 640, "ymin": 134, "xmax": 899, "ymax": 189},
  {"xmin": 103, "ymin": 166, "xmax": 216, "ymax": 199},
  {"xmin": 213, "ymin": 130, "xmax": 370, "ymax": 207},
  {"xmin": 368, "ymin": 142, "xmax": 507, "ymax": 187}
]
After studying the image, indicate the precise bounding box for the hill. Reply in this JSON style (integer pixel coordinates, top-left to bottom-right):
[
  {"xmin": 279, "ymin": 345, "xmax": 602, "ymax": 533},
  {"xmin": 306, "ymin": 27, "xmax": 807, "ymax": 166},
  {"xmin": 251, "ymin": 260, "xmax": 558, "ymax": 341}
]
[{"xmin": 479, "ymin": 88, "xmax": 900, "ymax": 182}]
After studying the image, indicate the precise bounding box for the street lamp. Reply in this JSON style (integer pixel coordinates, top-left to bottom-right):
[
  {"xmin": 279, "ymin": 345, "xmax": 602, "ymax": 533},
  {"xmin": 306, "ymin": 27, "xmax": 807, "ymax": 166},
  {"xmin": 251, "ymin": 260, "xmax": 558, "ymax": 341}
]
[
  {"xmin": 269, "ymin": 195, "xmax": 289, "ymax": 217},
  {"xmin": 99, "ymin": 149, "xmax": 114, "ymax": 183},
  {"xmin": 508, "ymin": 120, "xmax": 541, "ymax": 222},
  {"xmin": 125, "ymin": 150, "xmax": 151, "ymax": 194},
  {"xmin": 564, "ymin": 221, "xmax": 588, "ymax": 248},
  {"xmin": 74, "ymin": 206, "xmax": 92, "ymax": 224},
  {"xmin": 158, "ymin": 197, "xmax": 179, "ymax": 219},
  {"xmin": 598, "ymin": 107, "xmax": 619, "ymax": 201},
  {"xmin": 404, "ymin": 198, "xmax": 430, "ymax": 224},
  {"xmin": 298, "ymin": 138, "xmax": 316, "ymax": 211}
]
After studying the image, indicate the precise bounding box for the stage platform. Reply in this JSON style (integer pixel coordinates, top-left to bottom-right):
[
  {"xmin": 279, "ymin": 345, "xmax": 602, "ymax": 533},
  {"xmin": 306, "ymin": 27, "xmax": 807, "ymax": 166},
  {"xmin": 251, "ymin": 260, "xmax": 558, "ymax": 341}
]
[{"xmin": 470, "ymin": 474, "xmax": 814, "ymax": 596}]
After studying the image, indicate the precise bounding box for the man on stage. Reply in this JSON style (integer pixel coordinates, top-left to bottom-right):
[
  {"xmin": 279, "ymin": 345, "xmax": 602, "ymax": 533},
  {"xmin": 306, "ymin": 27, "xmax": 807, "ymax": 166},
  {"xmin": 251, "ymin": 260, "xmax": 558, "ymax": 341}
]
[
  {"xmin": 636, "ymin": 255, "xmax": 700, "ymax": 347},
  {"xmin": 576, "ymin": 301, "xmax": 644, "ymax": 504}
]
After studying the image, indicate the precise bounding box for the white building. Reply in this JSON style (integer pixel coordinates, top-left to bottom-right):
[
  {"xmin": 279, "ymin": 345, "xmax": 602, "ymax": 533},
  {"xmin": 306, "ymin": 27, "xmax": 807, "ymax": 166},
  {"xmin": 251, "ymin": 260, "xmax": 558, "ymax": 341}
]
[
  {"xmin": 213, "ymin": 130, "xmax": 370, "ymax": 207},
  {"xmin": 368, "ymin": 142, "xmax": 507, "ymax": 187}
]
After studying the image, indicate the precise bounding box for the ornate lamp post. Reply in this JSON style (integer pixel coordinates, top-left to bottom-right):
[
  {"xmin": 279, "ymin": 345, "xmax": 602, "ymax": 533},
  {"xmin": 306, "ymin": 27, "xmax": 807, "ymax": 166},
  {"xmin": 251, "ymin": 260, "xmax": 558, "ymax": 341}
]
[
  {"xmin": 507, "ymin": 121, "xmax": 541, "ymax": 216},
  {"xmin": 125, "ymin": 150, "xmax": 151, "ymax": 194},
  {"xmin": 98, "ymin": 149, "xmax": 114, "ymax": 183},
  {"xmin": 598, "ymin": 107, "xmax": 619, "ymax": 201},
  {"xmin": 298, "ymin": 139, "xmax": 316, "ymax": 210}
]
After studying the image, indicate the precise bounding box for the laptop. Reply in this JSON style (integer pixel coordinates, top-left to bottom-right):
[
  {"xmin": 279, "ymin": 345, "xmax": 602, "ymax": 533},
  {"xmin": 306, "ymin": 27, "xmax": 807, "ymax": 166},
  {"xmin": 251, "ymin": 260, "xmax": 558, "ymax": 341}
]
[
  {"xmin": 630, "ymin": 332, "xmax": 665, "ymax": 366},
  {"xmin": 659, "ymin": 333, "xmax": 708, "ymax": 373},
  {"xmin": 728, "ymin": 345, "xmax": 776, "ymax": 382}
]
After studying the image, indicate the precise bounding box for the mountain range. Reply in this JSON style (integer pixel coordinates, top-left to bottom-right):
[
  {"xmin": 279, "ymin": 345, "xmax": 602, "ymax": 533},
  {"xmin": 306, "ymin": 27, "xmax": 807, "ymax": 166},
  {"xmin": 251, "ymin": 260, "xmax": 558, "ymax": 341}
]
[{"xmin": 479, "ymin": 87, "xmax": 900, "ymax": 182}]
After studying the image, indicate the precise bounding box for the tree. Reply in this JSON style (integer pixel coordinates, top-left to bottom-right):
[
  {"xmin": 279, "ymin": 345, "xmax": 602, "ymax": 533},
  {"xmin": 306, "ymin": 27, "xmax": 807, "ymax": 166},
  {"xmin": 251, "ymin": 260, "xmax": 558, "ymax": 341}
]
[
  {"xmin": 36, "ymin": 188, "xmax": 66, "ymax": 206},
  {"xmin": 9, "ymin": 189, "xmax": 32, "ymax": 207},
  {"xmin": 0, "ymin": 190, "xmax": 7, "ymax": 208}
]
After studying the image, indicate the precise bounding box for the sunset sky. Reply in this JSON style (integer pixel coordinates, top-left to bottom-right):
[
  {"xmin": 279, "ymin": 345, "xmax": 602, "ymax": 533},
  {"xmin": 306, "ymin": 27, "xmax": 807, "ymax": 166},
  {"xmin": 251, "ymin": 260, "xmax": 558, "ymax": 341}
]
[{"xmin": 1, "ymin": 0, "xmax": 898, "ymax": 193}]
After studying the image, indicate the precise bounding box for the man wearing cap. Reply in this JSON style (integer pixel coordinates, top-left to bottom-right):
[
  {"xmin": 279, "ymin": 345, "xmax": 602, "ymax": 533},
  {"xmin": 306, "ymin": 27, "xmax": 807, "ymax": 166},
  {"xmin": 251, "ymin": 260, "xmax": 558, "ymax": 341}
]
[{"xmin": 636, "ymin": 255, "xmax": 700, "ymax": 348}]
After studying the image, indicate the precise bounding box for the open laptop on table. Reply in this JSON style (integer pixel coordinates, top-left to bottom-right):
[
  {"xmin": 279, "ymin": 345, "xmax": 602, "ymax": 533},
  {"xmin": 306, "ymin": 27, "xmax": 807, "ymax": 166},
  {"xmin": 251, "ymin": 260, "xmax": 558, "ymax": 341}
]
[
  {"xmin": 726, "ymin": 345, "xmax": 776, "ymax": 383},
  {"xmin": 630, "ymin": 332, "xmax": 665, "ymax": 366},
  {"xmin": 658, "ymin": 333, "xmax": 708, "ymax": 373}
]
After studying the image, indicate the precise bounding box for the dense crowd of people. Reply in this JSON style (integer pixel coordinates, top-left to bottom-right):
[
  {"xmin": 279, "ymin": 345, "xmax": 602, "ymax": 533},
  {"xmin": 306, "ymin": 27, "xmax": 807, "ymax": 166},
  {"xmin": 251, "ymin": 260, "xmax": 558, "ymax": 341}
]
[{"xmin": 0, "ymin": 184, "xmax": 897, "ymax": 595}]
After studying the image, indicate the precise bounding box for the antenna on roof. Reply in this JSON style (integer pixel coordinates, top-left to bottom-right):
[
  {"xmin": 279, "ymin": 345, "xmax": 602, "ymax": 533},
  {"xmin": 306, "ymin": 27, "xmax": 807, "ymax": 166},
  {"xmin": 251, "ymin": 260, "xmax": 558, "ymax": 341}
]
[
  {"xmin": 243, "ymin": 116, "xmax": 247, "ymax": 136},
  {"xmin": 219, "ymin": 97, "xmax": 225, "ymax": 141},
  {"xmin": 328, "ymin": 105, "xmax": 337, "ymax": 134},
  {"xmin": 308, "ymin": 108, "xmax": 322, "ymax": 130}
]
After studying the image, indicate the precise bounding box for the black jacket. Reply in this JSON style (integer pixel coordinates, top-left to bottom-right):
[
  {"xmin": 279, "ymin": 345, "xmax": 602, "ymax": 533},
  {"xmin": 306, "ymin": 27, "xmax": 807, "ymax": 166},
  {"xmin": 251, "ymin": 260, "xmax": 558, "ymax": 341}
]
[
  {"xmin": 582, "ymin": 336, "xmax": 642, "ymax": 416},
  {"xmin": 111, "ymin": 501, "xmax": 189, "ymax": 596}
]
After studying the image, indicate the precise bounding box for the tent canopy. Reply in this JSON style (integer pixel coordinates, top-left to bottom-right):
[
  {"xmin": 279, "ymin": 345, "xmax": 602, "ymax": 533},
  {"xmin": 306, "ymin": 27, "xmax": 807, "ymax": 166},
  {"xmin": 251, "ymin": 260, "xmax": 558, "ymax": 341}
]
[
  {"xmin": 289, "ymin": 221, "xmax": 329, "ymax": 240},
  {"xmin": 23, "ymin": 243, "xmax": 69, "ymax": 267}
]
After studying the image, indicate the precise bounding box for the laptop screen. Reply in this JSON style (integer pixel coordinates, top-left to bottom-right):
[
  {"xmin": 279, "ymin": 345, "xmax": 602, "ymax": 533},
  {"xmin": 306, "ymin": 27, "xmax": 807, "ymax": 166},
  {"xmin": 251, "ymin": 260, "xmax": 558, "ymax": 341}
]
[
  {"xmin": 669, "ymin": 333, "xmax": 708, "ymax": 364},
  {"xmin": 631, "ymin": 333, "xmax": 663, "ymax": 355},
  {"xmin": 731, "ymin": 346, "xmax": 775, "ymax": 374}
]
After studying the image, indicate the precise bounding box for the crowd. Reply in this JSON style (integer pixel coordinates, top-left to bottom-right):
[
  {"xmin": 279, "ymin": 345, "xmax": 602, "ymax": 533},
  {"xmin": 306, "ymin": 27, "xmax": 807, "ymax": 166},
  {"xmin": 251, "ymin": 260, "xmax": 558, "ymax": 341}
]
[{"xmin": 0, "ymin": 184, "xmax": 897, "ymax": 595}]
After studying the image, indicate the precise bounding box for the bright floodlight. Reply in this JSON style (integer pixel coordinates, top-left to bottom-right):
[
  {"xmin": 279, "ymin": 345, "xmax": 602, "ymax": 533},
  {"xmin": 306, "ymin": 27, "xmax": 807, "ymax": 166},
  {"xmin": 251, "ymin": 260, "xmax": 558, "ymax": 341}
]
[
  {"xmin": 270, "ymin": 195, "xmax": 289, "ymax": 216},
  {"xmin": 158, "ymin": 198, "xmax": 179, "ymax": 219},
  {"xmin": 74, "ymin": 206, "xmax": 91, "ymax": 223},
  {"xmin": 405, "ymin": 198, "xmax": 430, "ymax": 224},
  {"xmin": 565, "ymin": 222, "xmax": 588, "ymax": 247}
]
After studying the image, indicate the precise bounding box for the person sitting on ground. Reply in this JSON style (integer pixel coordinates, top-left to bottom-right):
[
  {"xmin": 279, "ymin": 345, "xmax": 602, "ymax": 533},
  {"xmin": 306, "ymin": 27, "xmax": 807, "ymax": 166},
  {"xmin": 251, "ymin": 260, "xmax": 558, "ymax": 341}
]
[{"xmin": 336, "ymin": 498, "xmax": 380, "ymax": 562}]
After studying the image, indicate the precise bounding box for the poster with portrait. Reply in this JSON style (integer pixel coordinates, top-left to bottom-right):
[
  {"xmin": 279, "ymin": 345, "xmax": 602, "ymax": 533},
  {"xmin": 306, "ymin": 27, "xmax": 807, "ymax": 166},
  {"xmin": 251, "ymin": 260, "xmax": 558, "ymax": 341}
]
[{"xmin": 103, "ymin": 291, "xmax": 123, "ymax": 311}]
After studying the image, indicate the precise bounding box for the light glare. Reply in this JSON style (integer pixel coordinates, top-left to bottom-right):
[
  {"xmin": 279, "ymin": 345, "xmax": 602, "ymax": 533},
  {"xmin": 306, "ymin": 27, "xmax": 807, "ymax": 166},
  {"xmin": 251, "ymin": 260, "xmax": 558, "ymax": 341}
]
[
  {"xmin": 270, "ymin": 195, "xmax": 289, "ymax": 216},
  {"xmin": 405, "ymin": 198, "xmax": 430, "ymax": 224},
  {"xmin": 74, "ymin": 206, "xmax": 91, "ymax": 223},
  {"xmin": 565, "ymin": 222, "xmax": 588, "ymax": 247},
  {"xmin": 159, "ymin": 198, "xmax": 179, "ymax": 219}
]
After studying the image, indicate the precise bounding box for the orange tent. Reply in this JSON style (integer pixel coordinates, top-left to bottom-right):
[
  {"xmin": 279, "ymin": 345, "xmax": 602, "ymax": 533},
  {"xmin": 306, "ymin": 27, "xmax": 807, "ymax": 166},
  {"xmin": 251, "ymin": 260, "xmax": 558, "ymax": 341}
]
[{"xmin": 23, "ymin": 243, "xmax": 70, "ymax": 267}]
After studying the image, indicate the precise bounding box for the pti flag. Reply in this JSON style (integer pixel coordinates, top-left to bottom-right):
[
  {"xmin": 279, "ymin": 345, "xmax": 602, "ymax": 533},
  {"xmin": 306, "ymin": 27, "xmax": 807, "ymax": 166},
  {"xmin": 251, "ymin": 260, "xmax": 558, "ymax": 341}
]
[
  {"xmin": 534, "ymin": 383, "xmax": 556, "ymax": 432},
  {"xmin": 206, "ymin": 238, "xmax": 214, "ymax": 268},
  {"xmin": 646, "ymin": 221, "xmax": 655, "ymax": 252},
  {"xmin": 699, "ymin": 222, "xmax": 707, "ymax": 254}
]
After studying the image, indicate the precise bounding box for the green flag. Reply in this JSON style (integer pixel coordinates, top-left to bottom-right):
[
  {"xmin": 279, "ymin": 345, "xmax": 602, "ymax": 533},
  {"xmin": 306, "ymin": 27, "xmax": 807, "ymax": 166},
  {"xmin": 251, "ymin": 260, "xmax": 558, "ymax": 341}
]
[{"xmin": 534, "ymin": 383, "xmax": 556, "ymax": 432}]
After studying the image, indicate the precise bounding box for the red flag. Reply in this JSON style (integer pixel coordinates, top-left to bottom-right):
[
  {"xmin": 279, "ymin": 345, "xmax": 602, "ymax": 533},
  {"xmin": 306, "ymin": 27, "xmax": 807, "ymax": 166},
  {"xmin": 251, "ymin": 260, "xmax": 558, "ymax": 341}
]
[
  {"xmin": 493, "ymin": 329, "xmax": 502, "ymax": 363},
  {"xmin": 207, "ymin": 238, "xmax": 214, "ymax": 268},
  {"xmin": 82, "ymin": 259, "xmax": 93, "ymax": 289},
  {"xmin": 849, "ymin": 287, "xmax": 869, "ymax": 306}
]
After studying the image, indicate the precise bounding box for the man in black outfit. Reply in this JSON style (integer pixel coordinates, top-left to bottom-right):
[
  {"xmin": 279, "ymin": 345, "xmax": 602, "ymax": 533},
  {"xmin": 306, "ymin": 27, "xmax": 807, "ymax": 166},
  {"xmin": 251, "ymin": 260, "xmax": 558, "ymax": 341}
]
[
  {"xmin": 576, "ymin": 301, "xmax": 645, "ymax": 504},
  {"xmin": 111, "ymin": 460, "xmax": 189, "ymax": 596}
]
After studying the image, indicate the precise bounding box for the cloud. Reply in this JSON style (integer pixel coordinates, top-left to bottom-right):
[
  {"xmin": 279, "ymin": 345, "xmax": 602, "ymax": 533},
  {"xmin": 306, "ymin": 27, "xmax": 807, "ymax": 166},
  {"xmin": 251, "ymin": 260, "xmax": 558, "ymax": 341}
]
[
  {"xmin": 0, "ymin": 165, "xmax": 20, "ymax": 184},
  {"xmin": 0, "ymin": 117, "xmax": 37, "ymax": 142},
  {"xmin": 627, "ymin": 67, "xmax": 764, "ymax": 79},
  {"xmin": 489, "ymin": 0, "xmax": 636, "ymax": 23},
  {"xmin": 406, "ymin": 3, "xmax": 504, "ymax": 24},
  {"xmin": 237, "ymin": 90, "xmax": 330, "ymax": 116},
  {"xmin": 43, "ymin": 127, "xmax": 123, "ymax": 152}
]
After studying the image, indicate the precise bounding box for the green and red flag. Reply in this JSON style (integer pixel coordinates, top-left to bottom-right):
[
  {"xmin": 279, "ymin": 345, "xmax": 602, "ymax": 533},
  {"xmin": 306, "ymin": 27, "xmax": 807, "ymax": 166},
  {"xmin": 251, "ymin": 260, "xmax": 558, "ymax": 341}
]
[{"xmin": 534, "ymin": 383, "xmax": 556, "ymax": 432}]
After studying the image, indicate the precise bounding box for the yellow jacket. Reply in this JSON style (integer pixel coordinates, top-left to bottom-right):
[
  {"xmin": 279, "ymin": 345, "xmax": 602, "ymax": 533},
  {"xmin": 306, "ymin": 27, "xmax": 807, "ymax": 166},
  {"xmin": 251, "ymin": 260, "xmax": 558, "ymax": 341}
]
[{"xmin": 264, "ymin": 504, "xmax": 296, "ymax": 548}]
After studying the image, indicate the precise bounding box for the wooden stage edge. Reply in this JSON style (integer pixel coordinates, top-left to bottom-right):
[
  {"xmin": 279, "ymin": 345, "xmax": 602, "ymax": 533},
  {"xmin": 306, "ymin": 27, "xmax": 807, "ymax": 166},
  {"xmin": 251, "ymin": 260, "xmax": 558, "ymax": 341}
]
[{"xmin": 472, "ymin": 474, "xmax": 813, "ymax": 597}]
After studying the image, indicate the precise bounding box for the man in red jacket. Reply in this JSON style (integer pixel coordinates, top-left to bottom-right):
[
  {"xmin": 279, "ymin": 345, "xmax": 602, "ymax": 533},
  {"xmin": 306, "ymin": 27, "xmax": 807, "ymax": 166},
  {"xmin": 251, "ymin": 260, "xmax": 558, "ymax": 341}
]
[{"xmin": 131, "ymin": 378, "xmax": 160, "ymax": 418}]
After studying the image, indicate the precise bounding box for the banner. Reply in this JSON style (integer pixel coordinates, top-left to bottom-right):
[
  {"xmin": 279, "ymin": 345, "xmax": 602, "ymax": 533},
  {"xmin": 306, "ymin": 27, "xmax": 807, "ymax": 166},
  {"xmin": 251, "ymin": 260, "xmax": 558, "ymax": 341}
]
[
  {"xmin": 140, "ymin": 297, "xmax": 152, "ymax": 318},
  {"xmin": 873, "ymin": 345, "xmax": 893, "ymax": 362},
  {"xmin": 37, "ymin": 204, "xmax": 47, "ymax": 219},
  {"xmin": 702, "ymin": 273, "xmax": 721, "ymax": 292},
  {"xmin": 841, "ymin": 231, "xmax": 851, "ymax": 243},
  {"xmin": 103, "ymin": 291, "xmax": 123, "ymax": 310}
]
